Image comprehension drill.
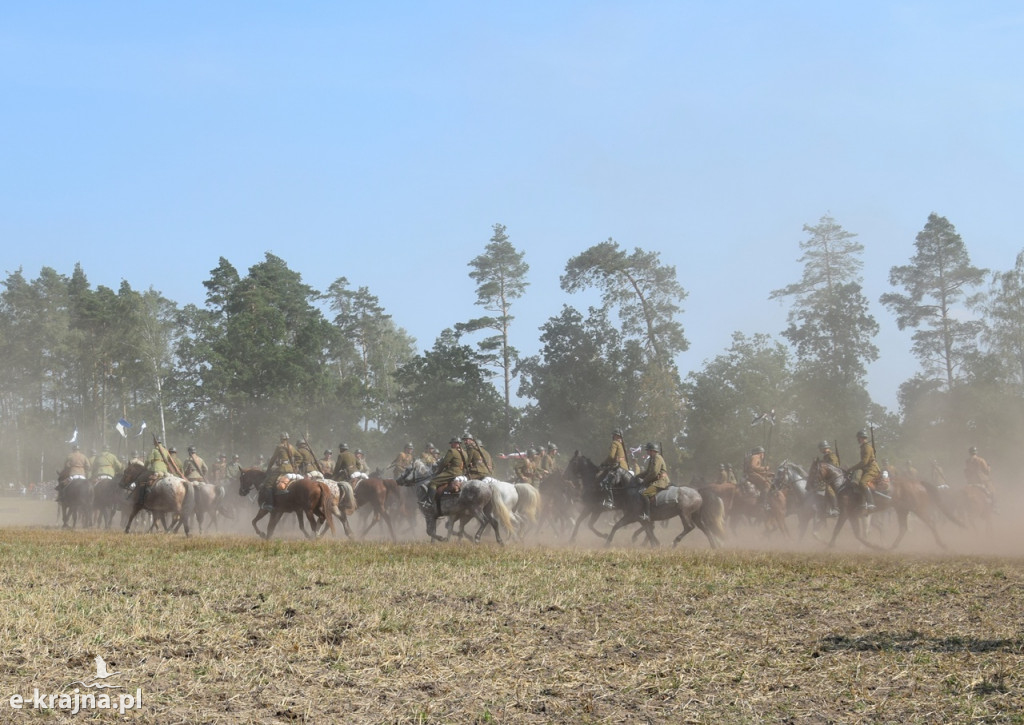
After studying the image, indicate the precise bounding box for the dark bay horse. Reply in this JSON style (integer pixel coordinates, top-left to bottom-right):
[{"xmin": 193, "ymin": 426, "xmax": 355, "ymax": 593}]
[
  {"xmin": 347, "ymin": 470, "xmax": 401, "ymax": 541},
  {"xmin": 238, "ymin": 468, "xmax": 336, "ymax": 540},
  {"xmin": 119, "ymin": 461, "xmax": 196, "ymax": 536},
  {"xmin": 56, "ymin": 471, "xmax": 94, "ymax": 529},
  {"xmin": 563, "ymin": 452, "xmax": 620, "ymax": 542},
  {"xmin": 808, "ymin": 459, "xmax": 963, "ymax": 550}
]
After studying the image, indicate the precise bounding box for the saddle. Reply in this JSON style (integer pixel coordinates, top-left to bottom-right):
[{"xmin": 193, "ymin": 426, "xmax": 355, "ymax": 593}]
[{"xmin": 273, "ymin": 474, "xmax": 300, "ymax": 493}]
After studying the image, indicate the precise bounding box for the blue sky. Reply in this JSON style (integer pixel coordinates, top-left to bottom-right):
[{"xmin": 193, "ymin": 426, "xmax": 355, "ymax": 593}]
[{"xmin": 3, "ymin": 2, "xmax": 1022, "ymax": 411}]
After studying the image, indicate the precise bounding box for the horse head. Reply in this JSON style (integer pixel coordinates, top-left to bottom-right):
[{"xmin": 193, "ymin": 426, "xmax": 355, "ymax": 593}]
[
  {"xmin": 238, "ymin": 467, "xmax": 263, "ymax": 496},
  {"xmin": 118, "ymin": 461, "xmax": 149, "ymax": 489}
]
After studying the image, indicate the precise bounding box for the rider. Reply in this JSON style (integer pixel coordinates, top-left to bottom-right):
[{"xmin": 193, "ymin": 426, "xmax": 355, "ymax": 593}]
[
  {"xmin": 331, "ymin": 443, "xmax": 358, "ymax": 482},
  {"xmin": 58, "ymin": 444, "xmax": 92, "ymax": 499},
  {"xmin": 146, "ymin": 438, "xmax": 171, "ymax": 476},
  {"xmin": 420, "ymin": 442, "xmax": 439, "ymax": 467},
  {"xmin": 637, "ymin": 442, "xmax": 670, "ymax": 521},
  {"xmin": 389, "ymin": 442, "xmax": 415, "ymax": 478},
  {"xmin": 513, "ymin": 448, "xmax": 537, "ymax": 483},
  {"xmin": 226, "ymin": 454, "xmax": 243, "ymax": 486},
  {"xmin": 964, "ymin": 446, "xmax": 995, "ymax": 510},
  {"xmin": 846, "ymin": 430, "xmax": 878, "ymax": 511},
  {"xmin": 211, "ymin": 453, "xmax": 228, "ymax": 485},
  {"xmin": 598, "ymin": 429, "xmax": 630, "ymax": 509},
  {"xmin": 715, "ymin": 463, "xmax": 729, "ymax": 485},
  {"xmin": 354, "ymin": 449, "xmax": 370, "ymax": 474},
  {"xmin": 744, "ymin": 446, "xmax": 771, "ymax": 510},
  {"xmin": 320, "ymin": 449, "xmax": 334, "ymax": 474},
  {"xmin": 91, "ymin": 445, "xmax": 123, "ymax": 483},
  {"xmin": 430, "ymin": 437, "xmax": 467, "ymax": 513},
  {"xmin": 462, "ymin": 432, "xmax": 494, "ymax": 480},
  {"xmin": 182, "ymin": 445, "xmax": 208, "ymax": 482},
  {"xmin": 818, "ymin": 440, "xmax": 840, "ymax": 516},
  {"xmin": 260, "ymin": 433, "xmax": 300, "ymax": 512},
  {"xmin": 295, "ymin": 438, "xmax": 322, "ymax": 477}
]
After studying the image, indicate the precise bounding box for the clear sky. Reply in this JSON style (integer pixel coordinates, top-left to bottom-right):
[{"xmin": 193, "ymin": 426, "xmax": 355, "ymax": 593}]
[{"xmin": 3, "ymin": 2, "xmax": 1022, "ymax": 411}]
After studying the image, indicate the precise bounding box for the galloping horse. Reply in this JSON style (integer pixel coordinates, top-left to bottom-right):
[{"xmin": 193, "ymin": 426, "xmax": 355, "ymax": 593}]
[
  {"xmin": 770, "ymin": 460, "xmax": 824, "ymax": 540},
  {"xmin": 396, "ymin": 461, "xmax": 515, "ymax": 544},
  {"xmin": 600, "ymin": 468, "xmax": 725, "ymax": 548},
  {"xmin": 56, "ymin": 470, "xmax": 94, "ymax": 529},
  {"xmin": 563, "ymin": 452, "xmax": 620, "ymax": 542},
  {"xmin": 238, "ymin": 468, "xmax": 336, "ymax": 540},
  {"xmin": 119, "ymin": 461, "xmax": 196, "ymax": 536},
  {"xmin": 465, "ymin": 478, "xmax": 542, "ymax": 541},
  {"xmin": 346, "ymin": 470, "xmax": 401, "ymax": 541},
  {"xmin": 808, "ymin": 459, "xmax": 962, "ymax": 550}
]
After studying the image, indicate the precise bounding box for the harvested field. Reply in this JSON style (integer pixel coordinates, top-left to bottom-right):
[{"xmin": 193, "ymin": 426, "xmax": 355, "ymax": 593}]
[{"xmin": 1, "ymin": 496, "xmax": 1022, "ymax": 723}]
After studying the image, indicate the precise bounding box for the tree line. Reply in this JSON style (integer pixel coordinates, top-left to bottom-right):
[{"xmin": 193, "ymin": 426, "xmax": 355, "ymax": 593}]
[{"xmin": 2, "ymin": 215, "xmax": 1020, "ymax": 487}]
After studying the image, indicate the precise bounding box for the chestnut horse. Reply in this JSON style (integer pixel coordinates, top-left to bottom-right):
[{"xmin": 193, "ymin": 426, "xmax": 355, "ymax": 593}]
[
  {"xmin": 238, "ymin": 468, "xmax": 336, "ymax": 540},
  {"xmin": 347, "ymin": 470, "xmax": 401, "ymax": 541},
  {"xmin": 808, "ymin": 459, "xmax": 963, "ymax": 550}
]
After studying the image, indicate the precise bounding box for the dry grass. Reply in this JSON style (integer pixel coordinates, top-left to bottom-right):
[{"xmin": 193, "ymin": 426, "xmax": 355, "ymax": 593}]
[{"xmin": 0, "ymin": 498, "xmax": 1022, "ymax": 723}]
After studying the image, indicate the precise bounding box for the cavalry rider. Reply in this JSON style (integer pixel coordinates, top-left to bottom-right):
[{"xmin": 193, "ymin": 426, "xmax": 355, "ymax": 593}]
[
  {"xmin": 183, "ymin": 445, "xmax": 208, "ymax": 483},
  {"xmin": 513, "ymin": 448, "xmax": 538, "ymax": 483},
  {"xmin": 715, "ymin": 463, "xmax": 729, "ymax": 485},
  {"xmin": 539, "ymin": 443, "xmax": 559, "ymax": 482},
  {"xmin": 420, "ymin": 442, "xmax": 439, "ymax": 467},
  {"xmin": 389, "ymin": 442, "xmax": 415, "ymax": 478},
  {"xmin": 597, "ymin": 429, "xmax": 630, "ymax": 508},
  {"xmin": 91, "ymin": 445, "xmax": 123, "ymax": 484},
  {"xmin": 637, "ymin": 442, "xmax": 670, "ymax": 522},
  {"xmin": 296, "ymin": 438, "xmax": 322, "ymax": 477},
  {"xmin": 211, "ymin": 453, "xmax": 228, "ymax": 485},
  {"xmin": 168, "ymin": 447, "xmax": 184, "ymax": 476},
  {"xmin": 964, "ymin": 445, "xmax": 995, "ymax": 509},
  {"xmin": 462, "ymin": 432, "xmax": 494, "ymax": 480},
  {"xmin": 817, "ymin": 441, "xmax": 840, "ymax": 516},
  {"xmin": 354, "ymin": 449, "xmax": 370, "ymax": 474},
  {"xmin": 846, "ymin": 430, "xmax": 878, "ymax": 512},
  {"xmin": 225, "ymin": 454, "xmax": 244, "ymax": 486},
  {"xmin": 429, "ymin": 437, "xmax": 467, "ymax": 513},
  {"xmin": 146, "ymin": 438, "xmax": 172, "ymax": 476},
  {"xmin": 332, "ymin": 442, "xmax": 358, "ymax": 482},
  {"xmin": 58, "ymin": 444, "xmax": 92, "ymax": 497},
  {"xmin": 260, "ymin": 433, "xmax": 300, "ymax": 512},
  {"xmin": 744, "ymin": 446, "xmax": 772, "ymax": 509},
  {"xmin": 320, "ymin": 449, "xmax": 334, "ymax": 474}
]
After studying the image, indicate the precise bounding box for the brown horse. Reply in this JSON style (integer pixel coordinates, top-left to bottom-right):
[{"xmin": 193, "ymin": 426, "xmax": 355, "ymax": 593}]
[
  {"xmin": 56, "ymin": 470, "xmax": 94, "ymax": 529},
  {"xmin": 119, "ymin": 461, "xmax": 196, "ymax": 536},
  {"xmin": 808, "ymin": 459, "xmax": 963, "ymax": 550},
  {"xmin": 238, "ymin": 468, "xmax": 336, "ymax": 540},
  {"xmin": 957, "ymin": 484, "xmax": 993, "ymax": 533},
  {"xmin": 342, "ymin": 470, "xmax": 400, "ymax": 541}
]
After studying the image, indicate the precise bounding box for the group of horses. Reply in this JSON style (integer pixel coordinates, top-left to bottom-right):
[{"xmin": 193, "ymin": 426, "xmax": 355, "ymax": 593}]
[{"xmin": 54, "ymin": 449, "xmax": 984, "ymax": 551}]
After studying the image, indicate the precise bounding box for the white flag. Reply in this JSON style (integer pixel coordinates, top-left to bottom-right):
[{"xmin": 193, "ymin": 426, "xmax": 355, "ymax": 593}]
[
  {"xmin": 137, "ymin": 421, "xmax": 147, "ymax": 437},
  {"xmin": 67, "ymin": 428, "xmax": 78, "ymax": 444}
]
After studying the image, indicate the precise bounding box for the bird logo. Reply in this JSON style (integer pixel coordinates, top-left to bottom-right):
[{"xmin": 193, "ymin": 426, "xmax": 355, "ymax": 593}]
[{"xmin": 66, "ymin": 655, "xmax": 124, "ymax": 690}]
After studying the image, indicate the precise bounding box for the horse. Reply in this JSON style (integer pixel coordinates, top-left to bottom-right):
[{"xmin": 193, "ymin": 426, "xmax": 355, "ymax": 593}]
[
  {"xmin": 119, "ymin": 461, "xmax": 197, "ymax": 536},
  {"xmin": 91, "ymin": 475, "xmax": 131, "ymax": 529},
  {"xmin": 807, "ymin": 459, "xmax": 963, "ymax": 550},
  {"xmin": 461, "ymin": 477, "xmax": 542, "ymax": 541},
  {"xmin": 599, "ymin": 468, "xmax": 725, "ymax": 548},
  {"xmin": 396, "ymin": 461, "xmax": 516, "ymax": 544},
  {"xmin": 956, "ymin": 484, "xmax": 994, "ymax": 533},
  {"xmin": 237, "ymin": 468, "xmax": 336, "ymax": 540},
  {"xmin": 533, "ymin": 469, "xmax": 579, "ymax": 536},
  {"xmin": 563, "ymin": 452, "xmax": 620, "ymax": 542},
  {"xmin": 185, "ymin": 482, "xmax": 235, "ymax": 533},
  {"xmin": 770, "ymin": 460, "xmax": 826, "ymax": 540},
  {"xmin": 56, "ymin": 470, "xmax": 94, "ymax": 529},
  {"xmin": 346, "ymin": 470, "xmax": 401, "ymax": 541}
]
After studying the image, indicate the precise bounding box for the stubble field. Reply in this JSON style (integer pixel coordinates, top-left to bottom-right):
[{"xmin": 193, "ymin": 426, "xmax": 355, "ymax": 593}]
[{"xmin": 1, "ymin": 496, "xmax": 1022, "ymax": 724}]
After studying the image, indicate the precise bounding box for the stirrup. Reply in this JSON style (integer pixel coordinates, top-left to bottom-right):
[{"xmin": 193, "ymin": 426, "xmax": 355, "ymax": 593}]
[
  {"xmin": 602, "ymin": 498, "xmax": 614, "ymax": 510},
  {"xmin": 639, "ymin": 513, "xmax": 650, "ymax": 522},
  {"xmin": 862, "ymin": 503, "xmax": 876, "ymax": 512}
]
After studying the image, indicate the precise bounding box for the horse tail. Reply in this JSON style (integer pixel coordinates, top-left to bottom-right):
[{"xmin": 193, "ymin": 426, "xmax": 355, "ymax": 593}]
[
  {"xmin": 489, "ymin": 484, "xmax": 517, "ymax": 537},
  {"xmin": 318, "ymin": 482, "xmax": 337, "ymax": 537},
  {"xmin": 920, "ymin": 479, "xmax": 966, "ymax": 528},
  {"xmin": 514, "ymin": 483, "xmax": 541, "ymax": 523},
  {"xmin": 383, "ymin": 477, "xmax": 401, "ymax": 504},
  {"xmin": 698, "ymin": 487, "xmax": 726, "ymax": 540},
  {"xmin": 337, "ymin": 480, "xmax": 357, "ymax": 516}
]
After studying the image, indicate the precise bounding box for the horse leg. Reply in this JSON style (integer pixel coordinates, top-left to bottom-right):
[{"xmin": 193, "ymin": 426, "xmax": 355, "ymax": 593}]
[
  {"xmin": 827, "ymin": 509, "xmax": 848, "ymax": 548},
  {"xmin": 123, "ymin": 503, "xmax": 144, "ymax": 534},
  {"xmin": 265, "ymin": 511, "xmax": 284, "ymax": 539},
  {"xmin": 251, "ymin": 509, "xmax": 268, "ymax": 538}
]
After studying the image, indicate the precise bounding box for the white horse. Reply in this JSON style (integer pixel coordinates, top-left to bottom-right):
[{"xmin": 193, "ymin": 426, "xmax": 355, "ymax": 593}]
[{"xmin": 481, "ymin": 478, "xmax": 542, "ymax": 539}]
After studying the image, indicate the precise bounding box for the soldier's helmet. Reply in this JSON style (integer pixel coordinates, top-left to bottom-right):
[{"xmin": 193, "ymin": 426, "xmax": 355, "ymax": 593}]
[
  {"xmin": 338, "ymin": 443, "xmax": 348, "ymax": 451},
  {"xmin": 856, "ymin": 430, "xmax": 868, "ymax": 439},
  {"xmin": 969, "ymin": 446, "xmax": 977, "ymax": 455},
  {"xmin": 426, "ymin": 442, "xmax": 436, "ymax": 451},
  {"xmin": 646, "ymin": 442, "xmax": 658, "ymax": 451},
  {"xmin": 528, "ymin": 448, "xmax": 537, "ymax": 456},
  {"xmin": 612, "ymin": 428, "xmax": 623, "ymax": 437},
  {"xmin": 323, "ymin": 449, "xmax": 331, "ymax": 456},
  {"xmin": 355, "ymin": 449, "xmax": 364, "ymax": 456},
  {"xmin": 405, "ymin": 442, "xmax": 414, "ymax": 450},
  {"xmin": 818, "ymin": 441, "xmax": 831, "ymax": 451},
  {"xmin": 72, "ymin": 444, "xmax": 80, "ymax": 451},
  {"xmin": 449, "ymin": 437, "xmax": 460, "ymax": 445},
  {"xmin": 462, "ymin": 432, "xmax": 475, "ymax": 442},
  {"xmin": 218, "ymin": 453, "xmax": 226, "ymax": 460},
  {"xmin": 754, "ymin": 446, "xmax": 765, "ymax": 454},
  {"xmin": 233, "ymin": 454, "xmax": 240, "ymax": 460},
  {"xmin": 169, "ymin": 447, "xmax": 177, "ymax": 453},
  {"xmin": 549, "ymin": 442, "xmax": 558, "ymax": 452},
  {"xmin": 188, "ymin": 446, "xmax": 196, "ymax": 454},
  {"xmin": 281, "ymin": 432, "xmax": 290, "ymax": 440}
]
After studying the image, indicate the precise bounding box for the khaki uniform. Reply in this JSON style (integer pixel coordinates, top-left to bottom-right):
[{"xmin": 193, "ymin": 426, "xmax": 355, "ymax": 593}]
[
  {"xmin": 91, "ymin": 450, "xmax": 123, "ymax": 479},
  {"xmin": 603, "ymin": 439, "xmax": 629, "ymax": 471},
  {"xmin": 332, "ymin": 449, "xmax": 358, "ymax": 481},
  {"xmin": 745, "ymin": 451, "xmax": 771, "ymax": 492},
  {"xmin": 63, "ymin": 450, "xmax": 91, "ymax": 479},
  {"xmin": 296, "ymin": 444, "xmax": 321, "ymax": 476},
  {"xmin": 183, "ymin": 453, "xmax": 208, "ymax": 482},
  {"xmin": 965, "ymin": 453, "xmax": 991, "ymax": 491},
  {"xmin": 432, "ymin": 446, "xmax": 466, "ymax": 493},
  {"xmin": 464, "ymin": 444, "xmax": 494, "ymax": 480},
  {"xmin": 146, "ymin": 446, "xmax": 169, "ymax": 475},
  {"xmin": 390, "ymin": 450, "xmax": 414, "ymax": 477},
  {"xmin": 267, "ymin": 441, "xmax": 299, "ymax": 475},
  {"xmin": 848, "ymin": 440, "xmax": 881, "ymax": 488},
  {"xmin": 821, "ymin": 450, "xmax": 840, "ymax": 468},
  {"xmin": 513, "ymin": 456, "xmax": 536, "ymax": 483},
  {"xmin": 639, "ymin": 453, "xmax": 670, "ymax": 497},
  {"xmin": 211, "ymin": 458, "xmax": 228, "ymax": 484}
]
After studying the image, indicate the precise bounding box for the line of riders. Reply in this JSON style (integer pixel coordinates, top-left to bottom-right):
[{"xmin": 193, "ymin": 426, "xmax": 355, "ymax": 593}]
[{"xmin": 57, "ymin": 426, "xmax": 997, "ymax": 523}]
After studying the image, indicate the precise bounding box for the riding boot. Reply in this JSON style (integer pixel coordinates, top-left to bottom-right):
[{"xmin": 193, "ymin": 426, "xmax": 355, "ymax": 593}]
[
  {"xmin": 827, "ymin": 488, "xmax": 838, "ymax": 517},
  {"xmin": 434, "ymin": 489, "xmax": 443, "ymax": 517},
  {"xmin": 258, "ymin": 486, "xmax": 274, "ymax": 512},
  {"xmin": 602, "ymin": 485, "xmax": 614, "ymax": 510},
  {"xmin": 861, "ymin": 484, "xmax": 876, "ymax": 512},
  {"xmin": 639, "ymin": 495, "xmax": 651, "ymax": 522}
]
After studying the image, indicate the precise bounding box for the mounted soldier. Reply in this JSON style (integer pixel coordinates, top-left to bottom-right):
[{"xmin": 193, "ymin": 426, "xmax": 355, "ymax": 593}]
[
  {"xmin": 182, "ymin": 445, "xmax": 208, "ymax": 483},
  {"xmin": 332, "ymin": 442, "xmax": 358, "ymax": 482},
  {"xmin": 260, "ymin": 433, "xmax": 300, "ymax": 512},
  {"xmin": 964, "ymin": 446, "xmax": 994, "ymax": 509},
  {"xmin": 295, "ymin": 438, "xmax": 323, "ymax": 477},
  {"xmin": 846, "ymin": 430, "xmax": 878, "ymax": 511},
  {"xmin": 91, "ymin": 445, "xmax": 123, "ymax": 483},
  {"xmin": 637, "ymin": 442, "xmax": 670, "ymax": 522},
  {"xmin": 420, "ymin": 442, "xmax": 439, "ymax": 467},
  {"xmin": 211, "ymin": 453, "xmax": 228, "ymax": 485},
  {"xmin": 58, "ymin": 444, "xmax": 92, "ymax": 498},
  {"xmin": 817, "ymin": 440, "xmax": 840, "ymax": 516},
  {"xmin": 597, "ymin": 429, "xmax": 630, "ymax": 508},
  {"xmin": 462, "ymin": 432, "xmax": 494, "ymax": 480},
  {"xmin": 389, "ymin": 442, "xmax": 416, "ymax": 478},
  {"xmin": 744, "ymin": 446, "xmax": 771, "ymax": 509},
  {"xmin": 430, "ymin": 437, "xmax": 467, "ymax": 513}
]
